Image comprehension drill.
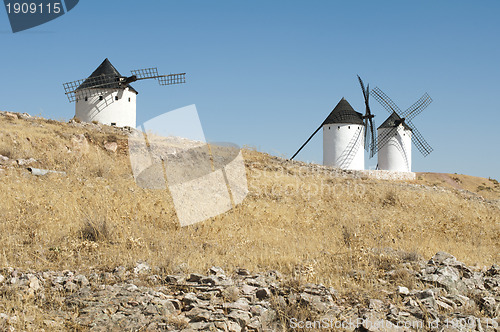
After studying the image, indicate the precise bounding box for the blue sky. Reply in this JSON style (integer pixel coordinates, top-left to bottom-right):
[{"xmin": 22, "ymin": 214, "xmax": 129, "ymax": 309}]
[{"xmin": 1, "ymin": 1, "xmax": 499, "ymax": 180}]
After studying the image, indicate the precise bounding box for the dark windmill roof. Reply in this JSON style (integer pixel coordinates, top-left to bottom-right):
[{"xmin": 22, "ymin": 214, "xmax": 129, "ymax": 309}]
[
  {"xmin": 378, "ymin": 112, "xmax": 412, "ymax": 131},
  {"xmin": 323, "ymin": 98, "xmax": 364, "ymax": 125},
  {"xmin": 76, "ymin": 58, "xmax": 138, "ymax": 94}
]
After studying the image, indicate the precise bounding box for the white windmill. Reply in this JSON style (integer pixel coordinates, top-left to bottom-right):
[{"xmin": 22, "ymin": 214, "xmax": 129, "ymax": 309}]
[
  {"xmin": 371, "ymin": 87, "xmax": 433, "ymax": 172},
  {"xmin": 322, "ymin": 98, "xmax": 365, "ymax": 170},
  {"xmin": 63, "ymin": 58, "xmax": 186, "ymax": 128},
  {"xmin": 291, "ymin": 76, "xmax": 376, "ymax": 171}
]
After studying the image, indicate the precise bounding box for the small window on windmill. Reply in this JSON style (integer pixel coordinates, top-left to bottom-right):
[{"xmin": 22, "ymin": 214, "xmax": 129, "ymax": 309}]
[
  {"xmin": 111, "ymin": 122, "xmax": 116, "ymax": 126},
  {"xmin": 99, "ymin": 96, "xmax": 103, "ymax": 101},
  {"xmin": 115, "ymin": 96, "xmax": 119, "ymax": 101},
  {"xmin": 84, "ymin": 97, "xmax": 88, "ymax": 102},
  {"xmin": 348, "ymin": 126, "xmax": 351, "ymax": 129},
  {"xmin": 338, "ymin": 126, "xmax": 340, "ymax": 130},
  {"xmin": 128, "ymin": 97, "xmax": 131, "ymax": 102}
]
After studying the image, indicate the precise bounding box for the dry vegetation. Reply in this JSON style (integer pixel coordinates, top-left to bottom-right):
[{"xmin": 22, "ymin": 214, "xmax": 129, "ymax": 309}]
[{"xmin": 0, "ymin": 112, "xmax": 498, "ymax": 299}]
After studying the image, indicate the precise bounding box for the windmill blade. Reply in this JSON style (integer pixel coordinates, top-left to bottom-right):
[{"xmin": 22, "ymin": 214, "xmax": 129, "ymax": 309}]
[
  {"xmin": 130, "ymin": 67, "xmax": 159, "ymax": 79},
  {"xmin": 372, "ymin": 87, "xmax": 402, "ymax": 115},
  {"xmin": 363, "ymin": 115, "xmax": 376, "ymax": 155},
  {"xmin": 403, "ymin": 93, "xmax": 433, "ymax": 121},
  {"xmin": 157, "ymin": 73, "xmax": 186, "ymax": 86},
  {"xmin": 63, "ymin": 80, "xmax": 84, "ymax": 102},
  {"xmin": 375, "ymin": 126, "xmax": 398, "ymax": 154},
  {"xmin": 358, "ymin": 75, "xmax": 375, "ymax": 154},
  {"xmin": 364, "ymin": 118, "xmax": 371, "ymax": 152},
  {"xmin": 368, "ymin": 117, "xmax": 377, "ymax": 158},
  {"xmin": 358, "ymin": 75, "xmax": 367, "ymax": 101},
  {"xmin": 290, "ymin": 123, "xmax": 323, "ymax": 160},
  {"xmin": 63, "ymin": 74, "xmax": 125, "ymax": 102},
  {"xmin": 131, "ymin": 68, "xmax": 186, "ymax": 86},
  {"xmin": 406, "ymin": 120, "xmax": 433, "ymax": 157}
]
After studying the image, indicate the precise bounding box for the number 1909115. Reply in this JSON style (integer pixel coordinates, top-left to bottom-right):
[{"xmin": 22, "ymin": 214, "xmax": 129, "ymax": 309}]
[{"xmin": 5, "ymin": 2, "xmax": 62, "ymax": 14}]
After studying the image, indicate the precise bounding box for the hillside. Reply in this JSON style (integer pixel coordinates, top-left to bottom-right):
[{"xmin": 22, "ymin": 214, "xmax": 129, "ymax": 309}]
[{"xmin": 0, "ymin": 111, "xmax": 498, "ymax": 331}]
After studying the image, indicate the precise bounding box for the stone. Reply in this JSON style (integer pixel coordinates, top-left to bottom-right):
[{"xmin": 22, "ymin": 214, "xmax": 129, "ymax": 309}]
[
  {"xmin": 74, "ymin": 274, "xmax": 89, "ymax": 286},
  {"xmin": 16, "ymin": 158, "xmax": 37, "ymax": 166},
  {"xmin": 200, "ymin": 276, "xmax": 220, "ymax": 286},
  {"xmin": 144, "ymin": 304, "xmax": 158, "ymax": 315},
  {"xmin": 299, "ymin": 292, "xmax": 329, "ymax": 313},
  {"xmin": 133, "ymin": 262, "xmax": 151, "ymax": 274},
  {"xmin": 71, "ymin": 134, "xmax": 89, "ymax": 153},
  {"xmin": 185, "ymin": 307, "xmax": 211, "ymax": 322},
  {"xmin": 209, "ymin": 266, "xmax": 226, "ymax": 276},
  {"xmin": 228, "ymin": 310, "xmax": 251, "ymax": 327},
  {"xmin": 241, "ymin": 284, "xmax": 256, "ymax": 295},
  {"xmin": 397, "ymin": 286, "xmax": 409, "ymax": 295},
  {"xmin": 224, "ymin": 299, "xmax": 250, "ymax": 312},
  {"xmin": 256, "ymin": 287, "xmax": 271, "ymax": 300},
  {"xmin": 227, "ymin": 320, "xmax": 242, "ymax": 332},
  {"xmin": 3, "ymin": 112, "xmax": 18, "ymax": 120},
  {"xmin": 187, "ymin": 273, "xmax": 204, "ymax": 283},
  {"xmin": 182, "ymin": 293, "xmax": 200, "ymax": 310},
  {"xmin": 104, "ymin": 141, "xmax": 118, "ymax": 153},
  {"xmin": 184, "ymin": 321, "xmax": 209, "ymax": 330},
  {"xmin": 29, "ymin": 277, "xmax": 41, "ymax": 291},
  {"xmin": 236, "ymin": 268, "xmax": 250, "ymax": 276}
]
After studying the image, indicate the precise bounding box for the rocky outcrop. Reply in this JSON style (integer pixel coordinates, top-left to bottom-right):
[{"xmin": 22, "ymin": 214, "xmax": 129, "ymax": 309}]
[{"xmin": 0, "ymin": 252, "xmax": 498, "ymax": 331}]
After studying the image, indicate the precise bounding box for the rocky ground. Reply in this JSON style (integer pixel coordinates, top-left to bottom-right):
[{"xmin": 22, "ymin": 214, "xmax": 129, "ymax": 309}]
[{"xmin": 0, "ymin": 252, "xmax": 498, "ymax": 331}]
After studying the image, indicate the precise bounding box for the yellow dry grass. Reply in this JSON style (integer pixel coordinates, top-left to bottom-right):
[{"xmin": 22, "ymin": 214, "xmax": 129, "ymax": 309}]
[{"xmin": 0, "ymin": 114, "xmax": 498, "ymax": 297}]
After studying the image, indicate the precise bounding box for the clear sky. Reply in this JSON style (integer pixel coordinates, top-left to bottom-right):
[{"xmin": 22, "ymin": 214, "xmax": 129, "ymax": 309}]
[{"xmin": 1, "ymin": 1, "xmax": 499, "ymax": 180}]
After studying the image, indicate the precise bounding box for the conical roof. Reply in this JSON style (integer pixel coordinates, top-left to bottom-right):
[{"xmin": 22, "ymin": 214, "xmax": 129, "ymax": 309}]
[
  {"xmin": 323, "ymin": 98, "xmax": 364, "ymax": 125},
  {"xmin": 76, "ymin": 58, "xmax": 138, "ymax": 94},
  {"xmin": 378, "ymin": 112, "xmax": 412, "ymax": 131}
]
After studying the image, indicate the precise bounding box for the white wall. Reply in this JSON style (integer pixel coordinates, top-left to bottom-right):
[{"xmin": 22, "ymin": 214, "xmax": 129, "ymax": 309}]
[
  {"xmin": 323, "ymin": 123, "xmax": 364, "ymax": 170},
  {"xmin": 75, "ymin": 87, "xmax": 137, "ymax": 128},
  {"xmin": 377, "ymin": 126, "xmax": 412, "ymax": 172}
]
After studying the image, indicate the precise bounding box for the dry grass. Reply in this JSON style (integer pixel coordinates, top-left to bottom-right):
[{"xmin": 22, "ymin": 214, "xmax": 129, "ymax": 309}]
[
  {"xmin": 418, "ymin": 172, "xmax": 500, "ymax": 201},
  {"xmin": 0, "ymin": 113, "xmax": 498, "ymax": 298}
]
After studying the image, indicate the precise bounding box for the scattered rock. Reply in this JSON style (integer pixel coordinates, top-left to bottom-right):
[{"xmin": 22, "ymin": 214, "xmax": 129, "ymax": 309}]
[
  {"xmin": 104, "ymin": 141, "xmax": 118, "ymax": 153},
  {"xmin": 27, "ymin": 167, "xmax": 66, "ymax": 176},
  {"xmin": 16, "ymin": 158, "xmax": 37, "ymax": 166},
  {"xmin": 133, "ymin": 262, "xmax": 150, "ymax": 274},
  {"xmin": 397, "ymin": 286, "xmax": 409, "ymax": 295},
  {"xmin": 256, "ymin": 287, "xmax": 271, "ymax": 300},
  {"xmin": 71, "ymin": 134, "xmax": 89, "ymax": 153},
  {"xmin": 3, "ymin": 112, "xmax": 18, "ymax": 120},
  {"xmin": 0, "ymin": 252, "xmax": 497, "ymax": 331}
]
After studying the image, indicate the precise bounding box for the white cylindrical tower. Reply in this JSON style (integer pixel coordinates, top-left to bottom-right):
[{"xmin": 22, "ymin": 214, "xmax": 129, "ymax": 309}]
[
  {"xmin": 377, "ymin": 113, "xmax": 412, "ymax": 172},
  {"xmin": 75, "ymin": 87, "xmax": 137, "ymax": 128},
  {"xmin": 323, "ymin": 98, "xmax": 365, "ymax": 170},
  {"xmin": 74, "ymin": 58, "xmax": 138, "ymax": 128}
]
